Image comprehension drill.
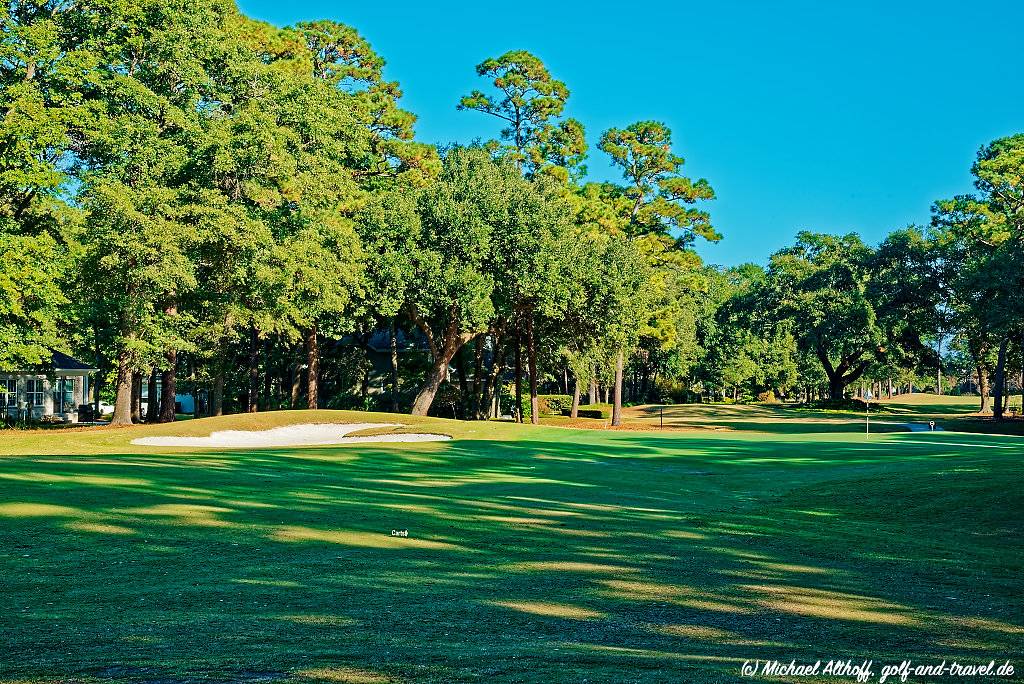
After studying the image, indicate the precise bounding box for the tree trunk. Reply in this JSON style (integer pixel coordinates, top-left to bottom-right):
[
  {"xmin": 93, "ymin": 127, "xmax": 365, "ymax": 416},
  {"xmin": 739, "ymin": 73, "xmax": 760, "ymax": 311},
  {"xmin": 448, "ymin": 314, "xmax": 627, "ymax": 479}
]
[
  {"xmin": 306, "ymin": 324, "xmax": 319, "ymax": 410},
  {"xmin": 131, "ymin": 373, "xmax": 142, "ymax": 423},
  {"xmin": 93, "ymin": 326, "xmax": 103, "ymax": 417},
  {"xmin": 146, "ymin": 368, "xmax": 159, "ymax": 423},
  {"xmin": 828, "ymin": 375, "xmax": 846, "ymax": 401},
  {"xmin": 570, "ymin": 374, "xmax": 581, "ymax": 418},
  {"xmin": 159, "ymin": 348, "xmax": 177, "ymax": 422},
  {"xmin": 516, "ymin": 331, "xmax": 524, "ymax": 421},
  {"xmin": 247, "ymin": 327, "xmax": 259, "ymax": 413},
  {"xmin": 527, "ymin": 313, "xmax": 539, "ymax": 425},
  {"xmin": 480, "ymin": 333, "xmax": 506, "ymax": 420},
  {"xmin": 588, "ymin": 375, "xmax": 597, "ymax": 405},
  {"xmin": 212, "ymin": 369, "xmax": 224, "ymax": 416},
  {"xmin": 978, "ymin": 365, "xmax": 991, "ymax": 413},
  {"xmin": 472, "ymin": 336, "xmax": 483, "ymax": 419},
  {"xmin": 993, "ymin": 338, "xmax": 1009, "ymax": 421},
  {"xmin": 262, "ymin": 338, "xmax": 273, "ymax": 411},
  {"xmin": 110, "ymin": 351, "xmax": 135, "ymax": 426},
  {"xmin": 390, "ymin": 319, "xmax": 400, "ymax": 413},
  {"xmin": 411, "ymin": 354, "xmax": 450, "ymax": 417},
  {"xmin": 405, "ymin": 304, "xmax": 478, "ymax": 417},
  {"xmin": 455, "ymin": 347, "xmax": 468, "ymax": 419},
  {"xmin": 159, "ymin": 302, "xmax": 178, "ymax": 422},
  {"xmin": 273, "ymin": 365, "xmax": 281, "ymax": 411},
  {"xmin": 290, "ymin": 359, "xmax": 301, "ymax": 409},
  {"xmin": 611, "ymin": 350, "xmax": 624, "ymax": 426},
  {"xmin": 360, "ymin": 364, "xmax": 370, "ymax": 406}
]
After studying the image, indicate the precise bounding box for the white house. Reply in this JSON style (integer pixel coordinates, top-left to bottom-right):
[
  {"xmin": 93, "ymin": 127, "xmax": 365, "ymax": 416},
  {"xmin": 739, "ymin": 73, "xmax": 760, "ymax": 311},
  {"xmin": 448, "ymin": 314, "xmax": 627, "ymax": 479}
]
[
  {"xmin": 140, "ymin": 380, "xmax": 196, "ymax": 417},
  {"xmin": 0, "ymin": 352, "xmax": 98, "ymax": 423}
]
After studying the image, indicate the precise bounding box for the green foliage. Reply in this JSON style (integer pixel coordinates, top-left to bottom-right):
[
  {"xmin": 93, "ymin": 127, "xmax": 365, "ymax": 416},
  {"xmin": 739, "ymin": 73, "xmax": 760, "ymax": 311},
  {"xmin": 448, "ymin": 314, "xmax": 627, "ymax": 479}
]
[
  {"xmin": 520, "ymin": 393, "xmax": 572, "ymax": 417},
  {"xmin": 0, "ymin": 230, "xmax": 69, "ymax": 369},
  {"xmin": 561, "ymin": 404, "xmax": 611, "ymax": 419},
  {"xmin": 930, "ymin": 135, "xmax": 1024, "ymax": 413},
  {"xmin": 695, "ymin": 264, "xmax": 798, "ymax": 400},
  {"xmin": 598, "ymin": 120, "xmax": 717, "ymax": 248},
  {"xmin": 763, "ymin": 232, "xmax": 888, "ymax": 398},
  {"xmin": 408, "ymin": 147, "xmax": 506, "ymax": 337},
  {"xmin": 0, "ymin": 2, "xmax": 90, "ymax": 370},
  {"xmin": 459, "ymin": 50, "xmax": 586, "ymax": 181},
  {"xmin": 354, "ymin": 189, "xmax": 420, "ymax": 321}
]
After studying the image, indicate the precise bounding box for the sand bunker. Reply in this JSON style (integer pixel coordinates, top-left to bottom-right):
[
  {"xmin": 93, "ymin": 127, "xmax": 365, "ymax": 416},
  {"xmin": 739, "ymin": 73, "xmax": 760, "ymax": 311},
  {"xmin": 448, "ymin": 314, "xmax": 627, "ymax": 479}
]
[{"xmin": 131, "ymin": 423, "xmax": 451, "ymax": 448}]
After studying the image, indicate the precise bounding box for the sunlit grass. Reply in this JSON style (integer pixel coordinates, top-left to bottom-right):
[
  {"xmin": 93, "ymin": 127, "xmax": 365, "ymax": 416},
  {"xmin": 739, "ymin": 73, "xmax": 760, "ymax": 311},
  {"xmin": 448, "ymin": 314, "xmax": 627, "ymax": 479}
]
[
  {"xmin": 295, "ymin": 667, "xmax": 392, "ymax": 683},
  {"xmin": 271, "ymin": 525, "xmax": 465, "ymax": 551},
  {"xmin": 485, "ymin": 600, "xmax": 606, "ymax": 620}
]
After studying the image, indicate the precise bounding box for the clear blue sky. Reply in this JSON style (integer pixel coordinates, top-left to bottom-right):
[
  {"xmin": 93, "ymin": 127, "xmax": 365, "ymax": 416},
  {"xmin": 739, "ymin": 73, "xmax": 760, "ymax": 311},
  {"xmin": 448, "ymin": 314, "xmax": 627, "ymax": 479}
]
[{"xmin": 238, "ymin": 0, "xmax": 1023, "ymax": 266}]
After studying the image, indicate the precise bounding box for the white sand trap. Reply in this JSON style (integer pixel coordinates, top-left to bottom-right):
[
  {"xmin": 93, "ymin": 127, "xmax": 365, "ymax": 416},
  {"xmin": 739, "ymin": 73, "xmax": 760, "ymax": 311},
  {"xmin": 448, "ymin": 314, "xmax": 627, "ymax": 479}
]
[{"xmin": 131, "ymin": 423, "xmax": 451, "ymax": 448}]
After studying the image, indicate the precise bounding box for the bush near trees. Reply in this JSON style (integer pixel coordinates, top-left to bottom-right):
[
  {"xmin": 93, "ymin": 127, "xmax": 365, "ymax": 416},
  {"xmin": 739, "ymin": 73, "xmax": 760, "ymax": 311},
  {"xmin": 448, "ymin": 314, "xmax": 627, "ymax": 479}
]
[{"xmin": 2, "ymin": 2, "xmax": 1022, "ymax": 423}]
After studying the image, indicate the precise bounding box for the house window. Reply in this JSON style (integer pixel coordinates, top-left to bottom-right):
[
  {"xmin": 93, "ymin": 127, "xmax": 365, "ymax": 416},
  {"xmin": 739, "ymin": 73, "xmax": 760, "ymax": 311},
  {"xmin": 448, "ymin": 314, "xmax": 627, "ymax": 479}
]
[
  {"xmin": 54, "ymin": 377, "xmax": 74, "ymax": 413},
  {"xmin": 26, "ymin": 379, "xmax": 45, "ymax": 408},
  {"xmin": 1, "ymin": 378, "xmax": 16, "ymax": 407}
]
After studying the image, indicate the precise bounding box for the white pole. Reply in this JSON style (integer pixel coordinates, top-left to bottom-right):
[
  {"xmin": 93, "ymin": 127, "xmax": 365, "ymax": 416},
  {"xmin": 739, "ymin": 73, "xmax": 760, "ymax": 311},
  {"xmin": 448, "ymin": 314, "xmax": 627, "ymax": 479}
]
[{"xmin": 865, "ymin": 390, "xmax": 873, "ymax": 439}]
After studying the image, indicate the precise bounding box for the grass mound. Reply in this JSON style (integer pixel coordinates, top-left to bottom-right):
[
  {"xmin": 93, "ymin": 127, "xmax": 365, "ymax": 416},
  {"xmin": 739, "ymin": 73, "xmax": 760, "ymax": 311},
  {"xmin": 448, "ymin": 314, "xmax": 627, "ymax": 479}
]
[{"xmin": 796, "ymin": 397, "xmax": 887, "ymax": 412}]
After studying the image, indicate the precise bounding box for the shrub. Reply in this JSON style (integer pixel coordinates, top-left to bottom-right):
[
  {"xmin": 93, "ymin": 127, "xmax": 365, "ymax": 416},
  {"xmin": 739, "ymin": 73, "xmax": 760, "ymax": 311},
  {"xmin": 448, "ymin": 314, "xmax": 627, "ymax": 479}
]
[
  {"xmin": 562, "ymin": 403, "xmax": 611, "ymax": 419},
  {"xmin": 539, "ymin": 394, "xmax": 573, "ymax": 414},
  {"xmin": 519, "ymin": 394, "xmax": 573, "ymax": 418},
  {"xmin": 654, "ymin": 377, "xmax": 689, "ymax": 404}
]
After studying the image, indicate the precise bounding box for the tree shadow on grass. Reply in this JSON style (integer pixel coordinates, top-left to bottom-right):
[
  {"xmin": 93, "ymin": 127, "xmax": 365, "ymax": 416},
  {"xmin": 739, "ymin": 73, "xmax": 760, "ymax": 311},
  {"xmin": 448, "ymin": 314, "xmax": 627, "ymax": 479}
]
[{"xmin": 0, "ymin": 432, "xmax": 1021, "ymax": 682}]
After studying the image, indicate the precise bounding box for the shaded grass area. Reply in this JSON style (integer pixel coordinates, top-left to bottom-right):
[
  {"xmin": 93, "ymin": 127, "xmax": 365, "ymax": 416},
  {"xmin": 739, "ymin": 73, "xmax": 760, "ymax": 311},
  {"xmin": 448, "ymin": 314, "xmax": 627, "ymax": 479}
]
[{"xmin": 0, "ymin": 420, "xmax": 1022, "ymax": 683}]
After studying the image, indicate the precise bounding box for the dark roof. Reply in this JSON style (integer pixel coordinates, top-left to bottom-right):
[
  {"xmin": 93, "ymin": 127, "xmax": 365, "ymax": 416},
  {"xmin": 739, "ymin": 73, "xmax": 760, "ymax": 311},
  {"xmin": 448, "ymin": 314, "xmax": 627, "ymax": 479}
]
[
  {"xmin": 337, "ymin": 328, "xmax": 430, "ymax": 354},
  {"xmin": 50, "ymin": 351, "xmax": 98, "ymax": 372},
  {"xmin": 365, "ymin": 328, "xmax": 429, "ymax": 353}
]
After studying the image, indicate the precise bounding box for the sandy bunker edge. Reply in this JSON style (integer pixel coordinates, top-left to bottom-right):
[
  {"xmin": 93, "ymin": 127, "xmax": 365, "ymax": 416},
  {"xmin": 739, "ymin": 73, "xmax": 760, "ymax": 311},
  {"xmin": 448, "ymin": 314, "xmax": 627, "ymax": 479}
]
[{"xmin": 131, "ymin": 422, "xmax": 452, "ymax": 448}]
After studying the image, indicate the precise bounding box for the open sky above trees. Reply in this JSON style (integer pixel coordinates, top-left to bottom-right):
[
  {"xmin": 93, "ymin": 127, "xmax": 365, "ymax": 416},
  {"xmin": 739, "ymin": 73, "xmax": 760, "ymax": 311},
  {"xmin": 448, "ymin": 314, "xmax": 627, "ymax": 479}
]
[{"xmin": 238, "ymin": 0, "xmax": 1024, "ymax": 266}]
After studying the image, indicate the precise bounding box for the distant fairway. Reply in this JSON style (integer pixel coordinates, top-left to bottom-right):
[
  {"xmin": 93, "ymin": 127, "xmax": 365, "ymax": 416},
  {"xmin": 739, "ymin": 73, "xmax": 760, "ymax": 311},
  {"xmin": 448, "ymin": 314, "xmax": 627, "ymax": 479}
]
[
  {"xmin": 616, "ymin": 393, "xmax": 1024, "ymax": 436},
  {"xmin": 0, "ymin": 403, "xmax": 1021, "ymax": 683}
]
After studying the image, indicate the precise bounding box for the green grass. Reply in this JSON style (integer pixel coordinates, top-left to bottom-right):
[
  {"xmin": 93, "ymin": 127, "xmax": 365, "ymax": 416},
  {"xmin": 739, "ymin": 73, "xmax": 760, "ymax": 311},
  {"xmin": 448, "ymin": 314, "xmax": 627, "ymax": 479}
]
[
  {"xmin": 620, "ymin": 393, "xmax": 1024, "ymax": 435},
  {"xmin": 0, "ymin": 401, "xmax": 1022, "ymax": 683}
]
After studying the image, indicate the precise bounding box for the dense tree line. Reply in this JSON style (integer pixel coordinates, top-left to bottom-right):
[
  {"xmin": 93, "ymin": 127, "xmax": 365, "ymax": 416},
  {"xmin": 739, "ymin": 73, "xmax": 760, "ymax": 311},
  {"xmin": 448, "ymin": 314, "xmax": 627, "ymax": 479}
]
[
  {"xmin": 2, "ymin": 1, "xmax": 1022, "ymax": 425},
  {"xmin": 687, "ymin": 135, "xmax": 1024, "ymax": 416}
]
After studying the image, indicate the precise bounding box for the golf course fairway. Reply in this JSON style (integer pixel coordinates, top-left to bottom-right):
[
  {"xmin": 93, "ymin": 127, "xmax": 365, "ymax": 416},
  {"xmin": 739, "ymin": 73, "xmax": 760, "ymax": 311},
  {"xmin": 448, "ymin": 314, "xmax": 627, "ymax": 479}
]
[{"xmin": 0, "ymin": 402, "xmax": 1021, "ymax": 683}]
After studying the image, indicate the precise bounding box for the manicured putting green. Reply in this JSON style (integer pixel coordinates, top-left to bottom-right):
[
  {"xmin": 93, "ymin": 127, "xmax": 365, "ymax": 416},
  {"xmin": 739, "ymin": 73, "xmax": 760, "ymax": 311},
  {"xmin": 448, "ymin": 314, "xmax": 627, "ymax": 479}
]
[{"xmin": 0, "ymin": 402, "xmax": 1021, "ymax": 682}]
